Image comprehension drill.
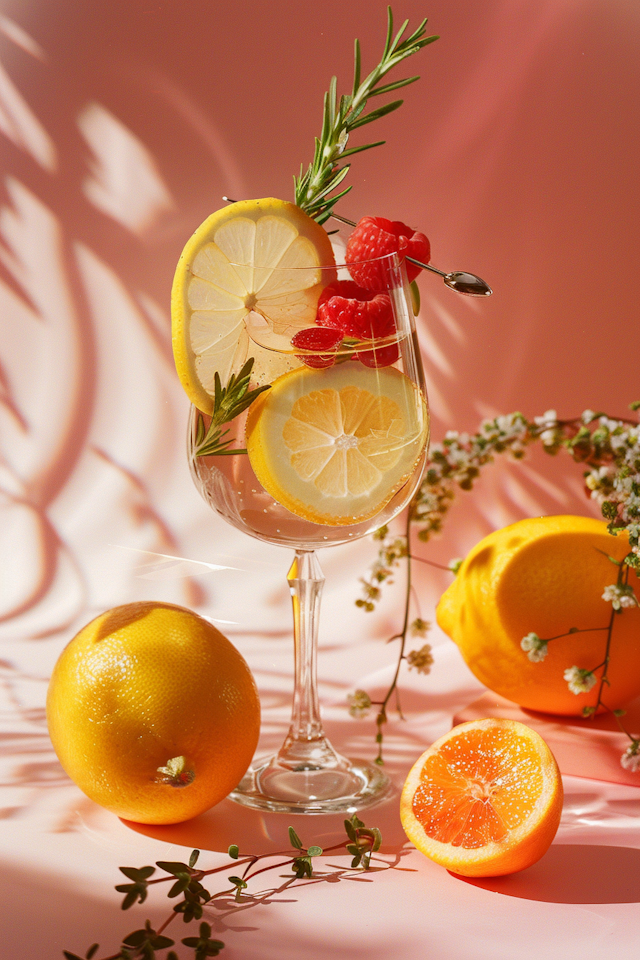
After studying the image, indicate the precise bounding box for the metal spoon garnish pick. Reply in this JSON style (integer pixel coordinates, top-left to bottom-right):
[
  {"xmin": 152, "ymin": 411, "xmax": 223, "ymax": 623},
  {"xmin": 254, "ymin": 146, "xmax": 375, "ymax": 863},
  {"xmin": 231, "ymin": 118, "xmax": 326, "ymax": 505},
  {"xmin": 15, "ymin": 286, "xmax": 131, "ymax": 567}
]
[{"xmin": 221, "ymin": 198, "xmax": 492, "ymax": 297}]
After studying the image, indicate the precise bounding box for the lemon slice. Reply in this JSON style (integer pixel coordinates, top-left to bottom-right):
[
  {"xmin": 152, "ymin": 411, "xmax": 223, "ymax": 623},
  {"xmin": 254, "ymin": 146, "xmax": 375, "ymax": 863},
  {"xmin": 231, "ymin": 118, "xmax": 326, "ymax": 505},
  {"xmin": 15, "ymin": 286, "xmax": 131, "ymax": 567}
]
[
  {"xmin": 246, "ymin": 362, "xmax": 428, "ymax": 526},
  {"xmin": 171, "ymin": 198, "xmax": 336, "ymax": 413}
]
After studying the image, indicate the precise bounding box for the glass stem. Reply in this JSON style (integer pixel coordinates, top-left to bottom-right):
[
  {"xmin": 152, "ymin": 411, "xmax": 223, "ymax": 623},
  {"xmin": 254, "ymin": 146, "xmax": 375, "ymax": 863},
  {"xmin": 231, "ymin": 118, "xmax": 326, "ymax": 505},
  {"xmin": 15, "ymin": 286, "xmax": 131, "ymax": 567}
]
[{"xmin": 277, "ymin": 549, "xmax": 341, "ymax": 770}]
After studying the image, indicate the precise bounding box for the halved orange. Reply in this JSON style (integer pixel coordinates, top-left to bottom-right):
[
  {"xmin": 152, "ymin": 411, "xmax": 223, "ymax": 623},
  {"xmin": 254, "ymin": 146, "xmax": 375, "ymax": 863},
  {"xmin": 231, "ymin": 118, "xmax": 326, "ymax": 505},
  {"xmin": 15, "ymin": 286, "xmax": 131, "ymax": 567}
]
[{"xmin": 400, "ymin": 718, "xmax": 563, "ymax": 877}]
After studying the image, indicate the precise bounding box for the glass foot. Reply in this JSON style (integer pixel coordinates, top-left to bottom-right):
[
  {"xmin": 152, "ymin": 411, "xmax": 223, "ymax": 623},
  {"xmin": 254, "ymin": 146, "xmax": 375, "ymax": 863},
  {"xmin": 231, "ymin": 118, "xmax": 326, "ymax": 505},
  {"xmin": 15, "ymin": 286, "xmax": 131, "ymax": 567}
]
[{"xmin": 229, "ymin": 753, "xmax": 391, "ymax": 814}]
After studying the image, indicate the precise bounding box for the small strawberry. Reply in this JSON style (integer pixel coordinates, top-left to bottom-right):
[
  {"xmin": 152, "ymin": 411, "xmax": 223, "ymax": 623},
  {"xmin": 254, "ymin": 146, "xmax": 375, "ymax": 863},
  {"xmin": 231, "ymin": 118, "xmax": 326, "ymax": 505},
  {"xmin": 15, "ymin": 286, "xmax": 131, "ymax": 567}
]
[
  {"xmin": 291, "ymin": 326, "xmax": 343, "ymax": 368},
  {"xmin": 345, "ymin": 216, "xmax": 430, "ymax": 291},
  {"xmin": 317, "ymin": 281, "xmax": 395, "ymax": 341}
]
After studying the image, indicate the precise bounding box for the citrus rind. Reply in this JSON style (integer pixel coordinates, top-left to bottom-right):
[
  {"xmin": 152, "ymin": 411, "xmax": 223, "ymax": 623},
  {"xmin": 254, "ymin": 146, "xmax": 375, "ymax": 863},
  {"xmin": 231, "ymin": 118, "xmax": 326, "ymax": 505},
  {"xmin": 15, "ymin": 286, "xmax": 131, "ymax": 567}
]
[{"xmin": 171, "ymin": 198, "xmax": 336, "ymax": 413}]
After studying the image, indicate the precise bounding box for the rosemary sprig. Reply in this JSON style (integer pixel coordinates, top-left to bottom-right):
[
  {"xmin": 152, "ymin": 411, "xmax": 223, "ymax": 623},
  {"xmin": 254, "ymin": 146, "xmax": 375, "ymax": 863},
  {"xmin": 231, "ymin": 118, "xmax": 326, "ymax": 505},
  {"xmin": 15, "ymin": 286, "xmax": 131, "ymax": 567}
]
[
  {"xmin": 63, "ymin": 815, "xmax": 383, "ymax": 960},
  {"xmin": 193, "ymin": 358, "xmax": 270, "ymax": 457},
  {"xmin": 294, "ymin": 7, "xmax": 438, "ymax": 224}
]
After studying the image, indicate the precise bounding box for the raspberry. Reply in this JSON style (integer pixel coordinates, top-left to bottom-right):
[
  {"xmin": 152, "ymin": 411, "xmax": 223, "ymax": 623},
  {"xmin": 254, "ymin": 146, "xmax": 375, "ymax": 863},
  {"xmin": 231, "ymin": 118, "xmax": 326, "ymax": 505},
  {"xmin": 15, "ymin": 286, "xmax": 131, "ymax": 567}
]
[
  {"xmin": 345, "ymin": 216, "xmax": 430, "ymax": 291},
  {"xmin": 291, "ymin": 326, "xmax": 343, "ymax": 368},
  {"xmin": 357, "ymin": 342, "xmax": 400, "ymax": 368},
  {"xmin": 317, "ymin": 281, "xmax": 395, "ymax": 341},
  {"xmin": 292, "ymin": 281, "xmax": 401, "ymax": 371}
]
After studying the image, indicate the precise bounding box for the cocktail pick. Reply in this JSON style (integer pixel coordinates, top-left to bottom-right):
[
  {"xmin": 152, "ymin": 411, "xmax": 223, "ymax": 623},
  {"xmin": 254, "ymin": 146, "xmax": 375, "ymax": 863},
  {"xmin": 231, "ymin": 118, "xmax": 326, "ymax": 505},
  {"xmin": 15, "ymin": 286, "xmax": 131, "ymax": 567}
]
[{"xmin": 222, "ymin": 198, "xmax": 492, "ymax": 297}]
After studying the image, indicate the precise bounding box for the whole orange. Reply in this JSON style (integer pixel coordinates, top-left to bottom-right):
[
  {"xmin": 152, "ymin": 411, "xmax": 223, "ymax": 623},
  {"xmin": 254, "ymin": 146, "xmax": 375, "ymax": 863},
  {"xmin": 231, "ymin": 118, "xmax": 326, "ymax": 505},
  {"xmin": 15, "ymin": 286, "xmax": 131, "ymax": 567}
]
[
  {"xmin": 436, "ymin": 515, "xmax": 640, "ymax": 715},
  {"xmin": 47, "ymin": 601, "xmax": 260, "ymax": 823}
]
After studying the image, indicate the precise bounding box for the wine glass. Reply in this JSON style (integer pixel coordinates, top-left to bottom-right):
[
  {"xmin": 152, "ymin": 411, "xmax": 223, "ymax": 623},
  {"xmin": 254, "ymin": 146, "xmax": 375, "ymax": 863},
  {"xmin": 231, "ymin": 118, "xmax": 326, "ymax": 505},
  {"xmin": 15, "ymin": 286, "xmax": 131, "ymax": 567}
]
[{"xmin": 187, "ymin": 250, "xmax": 429, "ymax": 813}]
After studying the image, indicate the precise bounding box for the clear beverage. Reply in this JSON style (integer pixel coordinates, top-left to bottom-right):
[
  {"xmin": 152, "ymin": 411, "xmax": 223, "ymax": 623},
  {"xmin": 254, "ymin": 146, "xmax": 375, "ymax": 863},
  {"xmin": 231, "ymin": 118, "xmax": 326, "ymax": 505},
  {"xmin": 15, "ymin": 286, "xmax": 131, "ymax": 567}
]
[{"xmin": 187, "ymin": 250, "xmax": 429, "ymax": 812}]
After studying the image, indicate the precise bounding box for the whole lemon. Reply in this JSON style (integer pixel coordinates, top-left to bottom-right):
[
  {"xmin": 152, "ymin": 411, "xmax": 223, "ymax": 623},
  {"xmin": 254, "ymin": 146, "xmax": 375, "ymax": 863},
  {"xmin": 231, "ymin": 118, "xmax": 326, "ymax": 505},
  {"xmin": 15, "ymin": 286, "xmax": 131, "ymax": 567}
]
[
  {"xmin": 47, "ymin": 601, "xmax": 260, "ymax": 823},
  {"xmin": 436, "ymin": 515, "xmax": 640, "ymax": 715}
]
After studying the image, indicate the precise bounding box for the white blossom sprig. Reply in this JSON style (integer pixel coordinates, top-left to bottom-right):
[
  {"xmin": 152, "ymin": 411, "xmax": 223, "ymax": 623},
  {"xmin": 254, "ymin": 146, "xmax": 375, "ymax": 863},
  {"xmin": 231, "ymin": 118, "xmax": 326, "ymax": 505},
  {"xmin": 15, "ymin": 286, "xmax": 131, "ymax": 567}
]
[{"xmin": 353, "ymin": 402, "xmax": 640, "ymax": 764}]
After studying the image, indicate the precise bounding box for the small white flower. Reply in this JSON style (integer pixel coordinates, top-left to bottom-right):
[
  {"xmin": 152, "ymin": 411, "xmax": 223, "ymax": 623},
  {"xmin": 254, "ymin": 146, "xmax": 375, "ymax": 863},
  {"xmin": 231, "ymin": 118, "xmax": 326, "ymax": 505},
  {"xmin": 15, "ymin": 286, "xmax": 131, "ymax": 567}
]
[
  {"xmin": 410, "ymin": 618, "xmax": 431, "ymax": 639},
  {"xmin": 540, "ymin": 428, "xmax": 559, "ymax": 447},
  {"xmin": 406, "ymin": 644, "xmax": 434, "ymax": 675},
  {"xmin": 602, "ymin": 583, "xmax": 638, "ymax": 611},
  {"xmin": 621, "ymin": 742, "xmax": 640, "ymax": 772},
  {"xmin": 347, "ymin": 690, "xmax": 372, "ymax": 718},
  {"xmin": 582, "ymin": 409, "xmax": 597, "ymax": 424},
  {"xmin": 534, "ymin": 409, "xmax": 557, "ymax": 426},
  {"xmin": 448, "ymin": 557, "xmax": 463, "ymax": 574},
  {"xmin": 521, "ymin": 632, "xmax": 548, "ymax": 662},
  {"xmin": 564, "ymin": 665, "xmax": 597, "ymax": 695}
]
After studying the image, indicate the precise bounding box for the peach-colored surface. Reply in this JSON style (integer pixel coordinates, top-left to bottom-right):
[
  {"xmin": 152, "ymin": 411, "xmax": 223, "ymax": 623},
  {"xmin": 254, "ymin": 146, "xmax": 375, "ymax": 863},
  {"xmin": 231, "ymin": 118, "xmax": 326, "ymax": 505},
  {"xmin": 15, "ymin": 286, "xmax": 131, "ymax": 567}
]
[{"xmin": 1, "ymin": 0, "xmax": 639, "ymax": 957}]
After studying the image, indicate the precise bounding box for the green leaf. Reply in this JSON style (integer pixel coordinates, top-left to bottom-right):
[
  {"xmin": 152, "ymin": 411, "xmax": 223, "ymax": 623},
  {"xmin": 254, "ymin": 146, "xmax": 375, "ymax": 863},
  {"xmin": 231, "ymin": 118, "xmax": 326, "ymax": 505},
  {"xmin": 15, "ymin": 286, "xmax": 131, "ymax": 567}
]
[
  {"xmin": 307, "ymin": 845, "xmax": 323, "ymax": 857},
  {"xmin": 168, "ymin": 876, "xmax": 190, "ymax": 898},
  {"xmin": 344, "ymin": 818, "xmax": 357, "ymax": 841},
  {"xmin": 153, "ymin": 936, "xmax": 175, "ymax": 950},
  {"xmin": 350, "ymin": 99, "xmax": 404, "ymax": 130},
  {"xmin": 383, "ymin": 6, "xmax": 394, "ymax": 56},
  {"xmin": 63, "ymin": 952, "xmax": 84, "ymax": 960},
  {"xmin": 156, "ymin": 860, "xmax": 191, "ymax": 876},
  {"xmin": 365, "ymin": 827, "xmax": 382, "ymax": 852},
  {"xmin": 189, "ymin": 849, "xmax": 200, "ymax": 868},
  {"xmin": 119, "ymin": 866, "xmax": 155, "ymax": 881},
  {"xmin": 116, "ymin": 884, "xmax": 147, "ymax": 910},
  {"xmin": 410, "ymin": 280, "xmax": 421, "ymax": 315},
  {"xmin": 228, "ymin": 844, "xmax": 239, "ymax": 859},
  {"xmin": 338, "ymin": 139, "xmax": 386, "ymax": 159},
  {"xmin": 368, "ymin": 74, "xmax": 420, "ymax": 97},
  {"xmin": 122, "ymin": 930, "xmax": 147, "ymax": 948},
  {"xmin": 352, "ymin": 37, "xmax": 361, "ymax": 96},
  {"xmin": 288, "ymin": 826, "xmax": 303, "ymax": 850},
  {"xmin": 85, "ymin": 946, "xmax": 99, "ymax": 960}
]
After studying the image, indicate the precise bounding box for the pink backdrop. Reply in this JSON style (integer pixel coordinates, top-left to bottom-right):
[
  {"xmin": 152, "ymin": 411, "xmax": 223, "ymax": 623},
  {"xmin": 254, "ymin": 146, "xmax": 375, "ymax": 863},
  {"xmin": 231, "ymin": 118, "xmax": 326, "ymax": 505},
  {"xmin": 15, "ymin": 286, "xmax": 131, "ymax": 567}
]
[{"xmin": 1, "ymin": 1, "xmax": 640, "ymax": 956}]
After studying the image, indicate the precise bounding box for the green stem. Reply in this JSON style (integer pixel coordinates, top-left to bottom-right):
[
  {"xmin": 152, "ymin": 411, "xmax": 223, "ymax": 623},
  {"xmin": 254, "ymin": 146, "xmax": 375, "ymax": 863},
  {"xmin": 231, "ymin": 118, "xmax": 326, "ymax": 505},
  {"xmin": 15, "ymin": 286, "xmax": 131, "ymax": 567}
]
[
  {"xmin": 374, "ymin": 510, "xmax": 412, "ymax": 763},
  {"xmin": 544, "ymin": 625, "xmax": 609, "ymax": 642},
  {"xmin": 590, "ymin": 607, "xmax": 617, "ymax": 712}
]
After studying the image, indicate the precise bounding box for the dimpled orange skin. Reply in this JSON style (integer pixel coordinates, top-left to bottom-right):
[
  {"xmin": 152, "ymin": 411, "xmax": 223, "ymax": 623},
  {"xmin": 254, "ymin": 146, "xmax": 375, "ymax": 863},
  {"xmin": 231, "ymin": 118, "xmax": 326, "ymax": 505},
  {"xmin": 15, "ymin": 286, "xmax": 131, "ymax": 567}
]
[
  {"xmin": 436, "ymin": 516, "xmax": 640, "ymax": 715},
  {"xmin": 46, "ymin": 602, "xmax": 260, "ymax": 824}
]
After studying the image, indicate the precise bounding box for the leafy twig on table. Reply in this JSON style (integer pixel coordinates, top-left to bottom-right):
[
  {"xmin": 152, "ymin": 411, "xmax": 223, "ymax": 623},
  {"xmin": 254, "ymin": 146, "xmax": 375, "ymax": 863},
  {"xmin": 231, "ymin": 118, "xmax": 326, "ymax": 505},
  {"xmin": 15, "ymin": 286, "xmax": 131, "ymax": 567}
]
[{"xmin": 63, "ymin": 814, "xmax": 384, "ymax": 960}]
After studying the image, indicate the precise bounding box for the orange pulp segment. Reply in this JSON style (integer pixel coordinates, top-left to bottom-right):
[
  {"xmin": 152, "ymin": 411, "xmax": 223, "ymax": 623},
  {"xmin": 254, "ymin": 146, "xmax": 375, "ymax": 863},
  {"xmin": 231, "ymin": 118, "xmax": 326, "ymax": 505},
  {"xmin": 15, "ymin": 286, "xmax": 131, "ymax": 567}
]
[{"xmin": 400, "ymin": 718, "xmax": 563, "ymax": 877}]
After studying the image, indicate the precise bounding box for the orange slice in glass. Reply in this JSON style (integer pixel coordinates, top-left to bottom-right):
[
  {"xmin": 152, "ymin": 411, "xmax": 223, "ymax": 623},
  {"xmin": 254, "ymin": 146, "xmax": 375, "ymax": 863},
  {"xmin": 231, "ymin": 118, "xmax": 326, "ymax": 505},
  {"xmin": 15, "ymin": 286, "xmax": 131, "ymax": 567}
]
[{"xmin": 245, "ymin": 362, "xmax": 428, "ymax": 526}]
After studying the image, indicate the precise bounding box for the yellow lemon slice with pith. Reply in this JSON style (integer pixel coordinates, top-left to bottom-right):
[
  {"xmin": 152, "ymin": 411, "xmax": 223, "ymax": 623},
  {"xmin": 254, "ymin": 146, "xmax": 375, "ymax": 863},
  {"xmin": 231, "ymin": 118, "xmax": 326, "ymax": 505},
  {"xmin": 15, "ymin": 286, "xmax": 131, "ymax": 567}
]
[
  {"xmin": 171, "ymin": 198, "xmax": 336, "ymax": 414},
  {"xmin": 246, "ymin": 362, "xmax": 428, "ymax": 525}
]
